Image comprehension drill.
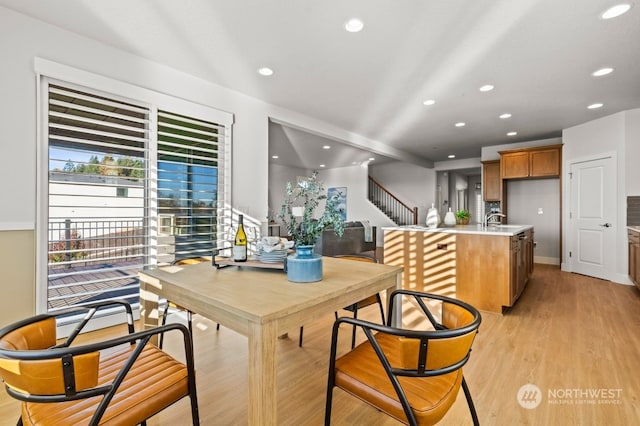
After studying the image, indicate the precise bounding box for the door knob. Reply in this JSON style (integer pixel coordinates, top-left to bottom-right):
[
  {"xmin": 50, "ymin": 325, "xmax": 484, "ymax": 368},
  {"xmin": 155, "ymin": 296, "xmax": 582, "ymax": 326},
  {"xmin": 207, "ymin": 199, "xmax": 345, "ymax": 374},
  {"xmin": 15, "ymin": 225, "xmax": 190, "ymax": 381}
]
[{"xmin": 599, "ymin": 223, "xmax": 612, "ymax": 227}]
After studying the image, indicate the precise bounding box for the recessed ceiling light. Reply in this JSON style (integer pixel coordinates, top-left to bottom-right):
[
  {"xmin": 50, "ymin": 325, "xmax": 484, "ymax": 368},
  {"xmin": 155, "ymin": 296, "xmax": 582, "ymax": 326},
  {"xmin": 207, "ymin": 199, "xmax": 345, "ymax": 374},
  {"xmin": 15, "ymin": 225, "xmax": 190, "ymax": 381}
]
[
  {"xmin": 499, "ymin": 113, "xmax": 512, "ymax": 119},
  {"xmin": 601, "ymin": 4, "xmax": 631, "ymax": 19},
  {"xmin": 479, "ymin": 85, "xmax": 494, "ymax": 92},
  {"xmin": 345, "ymin": 18, "xmax": 364, "ymax": 32},
  {"xmin": 319, "ymin": 164, "xmax": 326, "ymax": 168},
  {"xmin": 271, "ymin": 155, "xmax": 279, "ymax": 159},
  {"xmin": 592, "ymin": 67, "xmax": 614, "ymax": 77},
  {"xmin": 322, "ymin": 145, "xmax": 331, "ymax": 150},
  {"xmin": 257, "ymin": 67, "xmax": 274, "ymax": 76},
  {"xmin": 423, "ymin": 99, "xmax": 436, "ymax": 106},
  {"xmin": 507, "ymin": 131, "xmax": 518, "ymax": 136},
  {"xmin": 588, "ymin": 103, "xmax": 604, "ymax": 109},
  {"xmin": 455, "ymin": 122, "xmax": 466, "ymax": 127},
  {"xmin": 448, "ymin": 154, "xmax": 456, "ymax": 159},
  {"xmin": 369, "ymin": 157, "xmax": 375, "ymax": 161}
]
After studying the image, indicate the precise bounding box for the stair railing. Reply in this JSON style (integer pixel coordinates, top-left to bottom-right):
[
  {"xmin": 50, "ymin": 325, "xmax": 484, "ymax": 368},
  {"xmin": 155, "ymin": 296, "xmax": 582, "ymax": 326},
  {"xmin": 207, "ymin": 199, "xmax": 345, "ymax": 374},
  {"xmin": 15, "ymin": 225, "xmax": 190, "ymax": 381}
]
[{"xmin": 368, "ymin": 176, "xmax": 418, "ymax": 225}]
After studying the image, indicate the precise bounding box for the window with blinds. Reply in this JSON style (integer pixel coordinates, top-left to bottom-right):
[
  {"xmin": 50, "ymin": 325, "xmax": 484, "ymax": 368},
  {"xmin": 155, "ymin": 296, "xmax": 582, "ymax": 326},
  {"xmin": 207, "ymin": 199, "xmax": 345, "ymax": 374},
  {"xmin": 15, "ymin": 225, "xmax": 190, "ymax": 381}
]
[
  {"xmin": 157, "ymin": 110, "xmax": 222, "ymax": 261},
  {"xmin": 45, "ymin": 82, "xmax": 230, "ymax": 315}
]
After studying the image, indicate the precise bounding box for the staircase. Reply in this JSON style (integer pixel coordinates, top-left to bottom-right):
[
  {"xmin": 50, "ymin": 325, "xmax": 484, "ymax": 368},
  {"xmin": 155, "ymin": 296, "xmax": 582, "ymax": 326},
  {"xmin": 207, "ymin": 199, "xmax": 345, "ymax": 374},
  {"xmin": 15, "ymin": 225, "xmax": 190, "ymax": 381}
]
[{"xmin": 368, "ymin": 176, "xmax": 418, "ymax": 225}]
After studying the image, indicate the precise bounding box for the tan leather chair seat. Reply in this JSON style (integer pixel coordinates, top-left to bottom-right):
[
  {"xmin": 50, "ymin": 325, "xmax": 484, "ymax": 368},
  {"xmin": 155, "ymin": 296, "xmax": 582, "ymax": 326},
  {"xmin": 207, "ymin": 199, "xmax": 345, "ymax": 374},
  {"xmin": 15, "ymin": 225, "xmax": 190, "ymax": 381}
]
[
  {"xmin": 21, "ymin": 344, "xmax": 189, "ymax": 425},
  {"xmin": 335, "ymin": 333, "xmax": 462, "ymax": 425}
]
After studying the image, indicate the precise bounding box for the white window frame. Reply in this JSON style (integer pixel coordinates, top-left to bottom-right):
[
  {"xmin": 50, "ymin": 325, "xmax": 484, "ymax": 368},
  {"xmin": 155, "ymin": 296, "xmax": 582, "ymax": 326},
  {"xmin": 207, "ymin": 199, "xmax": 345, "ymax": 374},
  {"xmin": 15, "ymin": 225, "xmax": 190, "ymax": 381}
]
[{"xmin": 35, "ymin": 58, "xmax": 233, "ymax": 333}]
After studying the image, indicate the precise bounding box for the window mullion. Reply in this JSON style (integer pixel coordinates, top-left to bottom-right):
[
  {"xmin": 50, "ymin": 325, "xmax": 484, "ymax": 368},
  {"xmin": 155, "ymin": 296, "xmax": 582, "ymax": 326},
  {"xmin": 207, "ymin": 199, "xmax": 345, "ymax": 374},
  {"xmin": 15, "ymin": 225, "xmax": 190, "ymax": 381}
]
[{"xmin": 147, "ymin": 105, "xmax": 159, "ymax": 267}]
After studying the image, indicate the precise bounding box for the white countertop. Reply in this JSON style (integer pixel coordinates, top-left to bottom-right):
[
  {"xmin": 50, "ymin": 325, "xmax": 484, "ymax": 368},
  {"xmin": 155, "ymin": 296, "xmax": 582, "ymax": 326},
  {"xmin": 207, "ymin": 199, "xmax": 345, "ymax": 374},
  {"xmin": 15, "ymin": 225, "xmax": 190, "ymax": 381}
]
[{"xmin": 383, "ymin": 224, "xmax": 534, "ymax": 236}]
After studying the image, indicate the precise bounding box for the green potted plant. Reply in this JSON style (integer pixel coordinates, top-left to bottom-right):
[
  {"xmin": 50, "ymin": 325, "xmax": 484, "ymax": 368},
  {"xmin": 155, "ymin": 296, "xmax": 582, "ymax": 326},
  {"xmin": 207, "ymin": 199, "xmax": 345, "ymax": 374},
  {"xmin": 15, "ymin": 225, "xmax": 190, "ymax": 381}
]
[
  {"xmin": 455, "ymin": 209, "xmax": 471, "ymax": 225},
  {"xmin": 278, "ymin": 172, "xmax": 344, "ymax": 282}
]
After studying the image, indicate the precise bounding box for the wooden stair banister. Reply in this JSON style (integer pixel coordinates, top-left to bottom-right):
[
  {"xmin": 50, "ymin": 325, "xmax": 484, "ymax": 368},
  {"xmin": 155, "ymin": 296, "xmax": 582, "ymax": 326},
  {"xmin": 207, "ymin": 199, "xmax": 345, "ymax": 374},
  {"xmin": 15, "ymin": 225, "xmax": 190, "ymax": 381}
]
[{"xmin": 368, "ymin": 176, "xmax": 418, "ymax": 225}]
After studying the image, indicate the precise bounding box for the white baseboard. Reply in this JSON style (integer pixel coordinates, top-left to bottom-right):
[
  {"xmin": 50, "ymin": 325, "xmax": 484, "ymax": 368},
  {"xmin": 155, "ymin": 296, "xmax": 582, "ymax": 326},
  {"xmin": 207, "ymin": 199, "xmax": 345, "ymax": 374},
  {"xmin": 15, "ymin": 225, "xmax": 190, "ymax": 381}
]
[
  {"xmin": 0, "ymin": 222, "xmax": 34, "ymax": 231},
  {"xmin": 534, "ymin": 256, "xmax": 560, "ymax": 265}
]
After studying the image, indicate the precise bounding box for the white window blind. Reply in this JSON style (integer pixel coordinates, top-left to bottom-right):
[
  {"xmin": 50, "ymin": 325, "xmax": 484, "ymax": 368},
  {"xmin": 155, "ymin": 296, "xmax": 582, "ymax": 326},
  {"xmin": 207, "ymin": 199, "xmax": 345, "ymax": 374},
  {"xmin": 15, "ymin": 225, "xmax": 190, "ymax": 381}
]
[
  {"xmin": 44, "ymin": 80, "xmax": 232, "ymax": 315},
  {"xmin": 157, "ymin": 110, "xmax": 224, "ymax": 260}
]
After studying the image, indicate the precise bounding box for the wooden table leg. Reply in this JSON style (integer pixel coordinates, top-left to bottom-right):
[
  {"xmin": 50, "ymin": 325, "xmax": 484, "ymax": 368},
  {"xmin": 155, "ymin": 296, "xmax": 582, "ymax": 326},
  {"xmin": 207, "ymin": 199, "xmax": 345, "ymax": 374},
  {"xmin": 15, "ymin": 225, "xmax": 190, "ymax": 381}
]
[
  {"xmin": 139, "ymin": 276, "xmax": 162, "ymax": 345},
  {"xmin": 247, "ymin": 320, "xmax": 278, "ymax": 425},
  {"xmin": 388, "ymin": 272, "xmax": 403, "ymax": 327}
]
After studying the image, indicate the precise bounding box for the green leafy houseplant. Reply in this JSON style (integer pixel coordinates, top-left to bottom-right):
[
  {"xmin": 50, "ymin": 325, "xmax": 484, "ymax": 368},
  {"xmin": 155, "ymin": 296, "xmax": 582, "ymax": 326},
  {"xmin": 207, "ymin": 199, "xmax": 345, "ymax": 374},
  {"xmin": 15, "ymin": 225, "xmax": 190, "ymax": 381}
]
[
  {"xmin": 278, "ymin": 172, "xmax": 344, "ymax": 246},
  {"xmin": 455, "ymin": 209, "xmax": 471, "ymax": 225}
]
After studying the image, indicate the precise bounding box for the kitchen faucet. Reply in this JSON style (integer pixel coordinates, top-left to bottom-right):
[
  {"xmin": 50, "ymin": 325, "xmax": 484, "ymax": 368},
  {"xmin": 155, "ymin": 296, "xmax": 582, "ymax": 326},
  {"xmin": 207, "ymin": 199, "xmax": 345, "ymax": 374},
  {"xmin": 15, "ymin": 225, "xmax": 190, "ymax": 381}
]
[{"xmin": 484, "ymin": 212, "xmax": 506, "ymax": 228}]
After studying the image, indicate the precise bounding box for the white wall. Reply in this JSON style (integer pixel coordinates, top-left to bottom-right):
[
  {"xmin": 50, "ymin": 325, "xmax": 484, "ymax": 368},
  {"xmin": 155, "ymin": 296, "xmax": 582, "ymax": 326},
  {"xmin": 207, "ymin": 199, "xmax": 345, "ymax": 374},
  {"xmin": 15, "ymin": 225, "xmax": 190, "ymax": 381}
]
[
  {"xmin": 269, "ymin": 164, "xmax": 408, "ymax": 246},
  {"xmin": 507, "ymin": 179, "xmax": 560, "ymax": 263},
  {"xmin": 368, "ymin": 161, "xmax": 436, "ymax": 226},
  {"xmin": 0, "ymin": 6, "xmax": 416, "ymax": 231},
  {"xmin": 268, "ymin": 163, "xmax": 312, "ymax": 222},
  {"xmin": 625, "ymin": 109, "xmax": 640, "ymax": 196},
  {"xmin": 0, "ymin": 7, "xmax": 414, "ymax": 319},
  {"xmin": 562, "ymin": 109, "xmax": 640, "ymax": 284},
  {"xmin": 482, "ymin": 137, "xmax": 562, "ymax": 263}
]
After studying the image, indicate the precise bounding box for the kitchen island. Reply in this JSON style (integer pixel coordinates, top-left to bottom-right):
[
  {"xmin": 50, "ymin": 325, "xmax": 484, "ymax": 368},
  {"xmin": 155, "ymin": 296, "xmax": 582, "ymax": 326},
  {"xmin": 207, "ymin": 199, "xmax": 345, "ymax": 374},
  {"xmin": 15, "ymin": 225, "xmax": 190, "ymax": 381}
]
[{"xmin": 383, "ymin": 224, "xmax": 534, "ymax": 313}]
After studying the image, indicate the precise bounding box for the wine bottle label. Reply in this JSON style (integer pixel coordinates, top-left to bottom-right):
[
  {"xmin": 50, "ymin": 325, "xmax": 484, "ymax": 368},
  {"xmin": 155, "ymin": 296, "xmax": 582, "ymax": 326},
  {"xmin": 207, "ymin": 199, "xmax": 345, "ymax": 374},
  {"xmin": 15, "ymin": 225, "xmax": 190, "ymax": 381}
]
[{"xmin": 233, "ymin": 245, "xmax": 247, "ymax": 261}]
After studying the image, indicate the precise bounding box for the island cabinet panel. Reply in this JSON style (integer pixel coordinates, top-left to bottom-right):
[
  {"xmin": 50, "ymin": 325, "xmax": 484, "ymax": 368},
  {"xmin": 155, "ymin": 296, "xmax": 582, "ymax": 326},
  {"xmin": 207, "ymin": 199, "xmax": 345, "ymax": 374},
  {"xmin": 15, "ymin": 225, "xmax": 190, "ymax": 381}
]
[
  {"xmin": 482, "ymin": 160, "xmax": 501, "ymax": 201},
  {"xmin": 383, "ymin": 230, "xmax": 457, "ymax": 298},
  {"xmin": 456, "ymin": 234, "xmax": 512, "ymax": 312},
  {"xmin": 384, "ymin": 226, "xmax": 533, "ymax": 314},
  {"xmin": 525, "ymin": 228, "xmax": 534, "ymax": 279}
]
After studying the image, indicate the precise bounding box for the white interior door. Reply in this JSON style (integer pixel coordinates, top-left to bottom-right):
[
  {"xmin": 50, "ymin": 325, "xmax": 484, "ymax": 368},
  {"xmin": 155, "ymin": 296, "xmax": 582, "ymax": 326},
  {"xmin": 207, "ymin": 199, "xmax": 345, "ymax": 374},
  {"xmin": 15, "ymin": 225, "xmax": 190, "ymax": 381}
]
[{"xmin": 569, "ymin": 156, "xmax": 616, "ymax": 280}]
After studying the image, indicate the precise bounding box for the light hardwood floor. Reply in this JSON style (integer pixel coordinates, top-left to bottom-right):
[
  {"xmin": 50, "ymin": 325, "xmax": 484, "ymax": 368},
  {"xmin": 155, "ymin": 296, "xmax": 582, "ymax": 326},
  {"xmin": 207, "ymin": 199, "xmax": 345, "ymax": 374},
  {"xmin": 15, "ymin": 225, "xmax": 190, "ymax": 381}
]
[{"xmin": 1, "ymin": 264, "xmax": 639, "ymax": 425}]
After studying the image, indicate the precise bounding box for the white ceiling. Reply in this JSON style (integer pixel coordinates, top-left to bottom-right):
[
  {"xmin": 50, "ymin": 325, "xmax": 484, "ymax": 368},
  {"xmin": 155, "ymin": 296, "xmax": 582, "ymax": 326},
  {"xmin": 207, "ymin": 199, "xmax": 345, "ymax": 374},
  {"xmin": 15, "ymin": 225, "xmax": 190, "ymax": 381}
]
[{"xmin": 3, "ymin": 0, "xmax": 639, "ymax": 169}]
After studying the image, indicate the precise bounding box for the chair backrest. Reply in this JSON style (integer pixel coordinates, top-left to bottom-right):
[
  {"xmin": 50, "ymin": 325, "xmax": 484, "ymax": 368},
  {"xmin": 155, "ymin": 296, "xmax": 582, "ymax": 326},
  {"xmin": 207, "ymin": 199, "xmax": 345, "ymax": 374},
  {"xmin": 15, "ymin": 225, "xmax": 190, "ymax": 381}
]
[
  {"xmin": 173, "ymin": 257, "xmax": 209, "ymax": 265},
  {"xmin": 0, "ymin": 301, "xmax": 199, "ymax": 425},
  {"xmin": 0, "ymin": 317, "xmax": 100, "ymax": 396},
  {"xmin": 397, "ymin": 300, "xmax": 479, "ymax": 372}
]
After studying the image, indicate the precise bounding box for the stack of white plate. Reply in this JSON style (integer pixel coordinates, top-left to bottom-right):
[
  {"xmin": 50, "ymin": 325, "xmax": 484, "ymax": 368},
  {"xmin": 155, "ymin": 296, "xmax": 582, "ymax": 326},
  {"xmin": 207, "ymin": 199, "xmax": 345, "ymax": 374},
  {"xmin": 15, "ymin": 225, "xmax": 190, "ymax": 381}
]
[{"xmin": 254, "ymin": 248, "xmax": 288, "ymax": 263}]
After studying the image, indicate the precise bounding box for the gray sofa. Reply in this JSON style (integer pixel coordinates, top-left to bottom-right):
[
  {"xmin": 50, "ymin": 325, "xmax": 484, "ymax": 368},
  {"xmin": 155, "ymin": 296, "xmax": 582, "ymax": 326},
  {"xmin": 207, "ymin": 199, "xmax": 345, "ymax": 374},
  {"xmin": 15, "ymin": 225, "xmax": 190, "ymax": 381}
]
[{"xmin": 314, "ymin": 221, "xmax": 376, "ymax": 257}]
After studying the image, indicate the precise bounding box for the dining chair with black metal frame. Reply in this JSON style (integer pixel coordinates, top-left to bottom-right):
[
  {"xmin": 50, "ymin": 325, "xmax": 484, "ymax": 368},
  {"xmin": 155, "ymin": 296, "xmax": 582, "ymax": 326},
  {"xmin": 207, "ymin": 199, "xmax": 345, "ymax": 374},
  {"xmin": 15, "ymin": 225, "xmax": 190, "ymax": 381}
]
[
  {"xmin": 325, "ymin": 289, "xmax": 482, "ymax": 426},
  {"xmin": 0, "ymin": 300, "xmax": 199, "ymax": 426},
  {"xmin": 298, "ymin": 254, "xmax": 385, "ymax": 348}
]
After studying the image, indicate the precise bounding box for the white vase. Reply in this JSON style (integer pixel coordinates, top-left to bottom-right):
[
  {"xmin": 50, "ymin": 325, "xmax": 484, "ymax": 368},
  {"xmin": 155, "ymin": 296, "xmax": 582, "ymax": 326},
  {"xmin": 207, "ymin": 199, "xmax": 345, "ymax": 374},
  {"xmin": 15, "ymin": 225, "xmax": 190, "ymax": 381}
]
[
  {"xmin": 444, "ymin": 208, "xmax": 456, "ymax": 227},
  {"xmin": 426, "ymin": 203, "xmax": 440, "ymax": 228}
]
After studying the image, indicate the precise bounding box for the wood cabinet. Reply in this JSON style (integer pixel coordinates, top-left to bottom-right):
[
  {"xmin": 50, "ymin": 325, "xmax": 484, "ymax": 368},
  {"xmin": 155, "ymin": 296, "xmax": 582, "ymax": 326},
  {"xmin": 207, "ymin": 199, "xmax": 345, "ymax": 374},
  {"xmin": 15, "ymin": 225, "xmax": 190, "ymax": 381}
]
[
  {"xmin": 511, "ymin": 229, "xmax": 534, "ymax": 304},
  {"xmin": 629, "ymin": 228, "xmax": 640, "ymax": 289},
  {"xmin": 385, "ymin": 227, "xmax": 534, "ymax": 314},
  {"xmin": 456, "ymin": 233, "xmax": 511, "ymax": 313},
  {"xmin": 525, "ymin": 228, "xmax": 534, "ymax": 279},
  {"xmin": 509, "ymin": 235, "xmax": 520, "ymax": 303},
  {"xmin": 499, "ymin": 144, "xmax": 561, "ymax": 179},
  {"xmin": 456, "ymin": 230, "xmax": 532, "ymax": 313},
  {"xmin": 482, "ymin": 160, "xmax": 501, "ymax": 201},
  {"xmin": 501, "ymin": 152, "xmax": 530, "ymax": 179},
  {"xmin": 530, "ymin": 148, "xmax": 560, "ymax": 177}
]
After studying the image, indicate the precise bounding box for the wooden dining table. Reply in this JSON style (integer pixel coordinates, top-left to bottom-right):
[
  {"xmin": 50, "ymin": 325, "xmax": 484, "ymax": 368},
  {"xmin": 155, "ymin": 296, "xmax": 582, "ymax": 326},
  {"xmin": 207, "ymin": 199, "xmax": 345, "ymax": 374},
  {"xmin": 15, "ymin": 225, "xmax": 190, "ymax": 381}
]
[{"xmin": 138, "ymin": 256, "xmax": 403, "ymax": 425}]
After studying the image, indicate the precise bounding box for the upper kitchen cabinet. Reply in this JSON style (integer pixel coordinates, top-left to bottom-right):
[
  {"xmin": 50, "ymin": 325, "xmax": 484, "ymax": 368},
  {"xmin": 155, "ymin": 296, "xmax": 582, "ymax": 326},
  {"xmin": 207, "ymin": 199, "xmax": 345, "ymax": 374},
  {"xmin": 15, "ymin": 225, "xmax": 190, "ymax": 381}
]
[
  {"xmin": 482, "ymin": 160, "xmax": 501, "ymax": 201},
  {"xmin": 499, "ymin": 144, "xmax": 562, "ymax": 179}
]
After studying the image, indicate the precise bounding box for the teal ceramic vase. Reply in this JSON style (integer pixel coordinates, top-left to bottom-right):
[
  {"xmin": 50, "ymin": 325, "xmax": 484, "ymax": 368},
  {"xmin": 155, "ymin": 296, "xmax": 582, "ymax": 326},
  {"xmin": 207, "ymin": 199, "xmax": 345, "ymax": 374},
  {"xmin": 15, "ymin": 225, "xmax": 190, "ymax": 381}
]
[{"xmin": 286, "ymin": 245, "xmax": 322, "ymax": 283}]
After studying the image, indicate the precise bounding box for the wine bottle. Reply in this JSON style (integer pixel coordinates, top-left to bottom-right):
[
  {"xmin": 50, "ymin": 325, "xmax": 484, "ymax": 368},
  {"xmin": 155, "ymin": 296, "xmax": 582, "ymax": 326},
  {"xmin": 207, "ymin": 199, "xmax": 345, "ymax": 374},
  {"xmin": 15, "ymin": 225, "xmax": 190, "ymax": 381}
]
[{"xmin": 233, "ymin": 214, "xmax": 248, "ymax": 262}]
